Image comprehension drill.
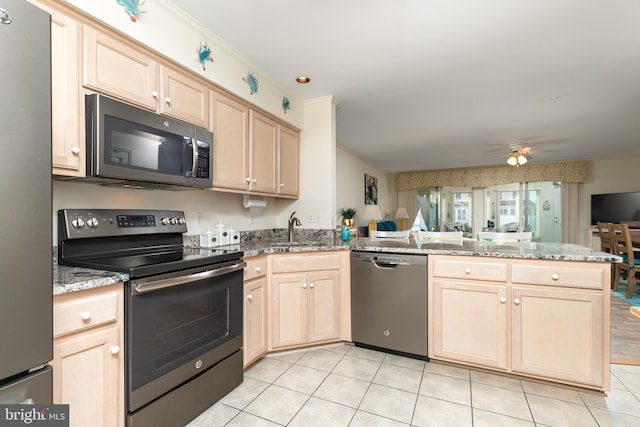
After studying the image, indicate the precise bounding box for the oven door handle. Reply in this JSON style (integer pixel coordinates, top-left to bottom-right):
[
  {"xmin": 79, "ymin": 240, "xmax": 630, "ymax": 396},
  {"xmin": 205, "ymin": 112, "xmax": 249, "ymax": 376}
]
[{"xmin": 133, "ymin": 261, "xmax": 246, "ymax": 294}]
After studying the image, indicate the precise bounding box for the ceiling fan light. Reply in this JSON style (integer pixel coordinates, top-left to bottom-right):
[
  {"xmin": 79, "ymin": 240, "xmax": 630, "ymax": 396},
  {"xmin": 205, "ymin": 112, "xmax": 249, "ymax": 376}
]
[
  {"xmin": 517, "ymin": 154, "xmax": 528, "ymax": 165},
  {"xmin": 507, "ymin": 155, "xmax": 518, "ymax": 166}
]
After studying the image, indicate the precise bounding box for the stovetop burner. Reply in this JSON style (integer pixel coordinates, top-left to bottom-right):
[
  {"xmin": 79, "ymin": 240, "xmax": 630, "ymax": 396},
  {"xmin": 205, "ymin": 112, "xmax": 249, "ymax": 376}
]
[{"xmin": 57, "ymin": 209, "xmax": 243, "ymax": 278}]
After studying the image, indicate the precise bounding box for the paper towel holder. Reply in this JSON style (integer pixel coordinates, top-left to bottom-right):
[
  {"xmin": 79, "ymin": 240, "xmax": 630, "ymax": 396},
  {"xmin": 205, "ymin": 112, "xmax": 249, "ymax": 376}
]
[{"xmin": 243, "ymin": 195, "xmax": 267, "ymax": 209}]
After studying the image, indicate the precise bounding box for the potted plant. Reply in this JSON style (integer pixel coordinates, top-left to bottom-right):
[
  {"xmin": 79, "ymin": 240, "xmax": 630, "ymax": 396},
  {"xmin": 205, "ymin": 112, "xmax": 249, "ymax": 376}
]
[{"xmin": 339, "ymin": 208, "xmax": 357, "ymax": 229}]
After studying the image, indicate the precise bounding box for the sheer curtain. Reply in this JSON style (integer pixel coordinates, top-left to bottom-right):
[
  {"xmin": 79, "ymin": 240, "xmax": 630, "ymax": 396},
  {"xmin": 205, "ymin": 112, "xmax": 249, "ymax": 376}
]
[{"xmin": 561, "ymin": 182, "xmax": 579, "ymax": 243}]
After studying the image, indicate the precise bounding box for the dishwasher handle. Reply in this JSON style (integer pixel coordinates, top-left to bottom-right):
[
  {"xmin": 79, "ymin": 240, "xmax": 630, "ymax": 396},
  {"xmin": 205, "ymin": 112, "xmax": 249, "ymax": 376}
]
[{"xmin": 371, "ymin": 260, "xmax": 403, "ymax": 269}]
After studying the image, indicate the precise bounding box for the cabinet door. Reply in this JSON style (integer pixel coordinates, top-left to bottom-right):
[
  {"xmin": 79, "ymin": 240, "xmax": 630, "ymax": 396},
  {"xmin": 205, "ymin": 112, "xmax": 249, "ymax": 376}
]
[
  {"xmin": 308, "ymin": 271, "xmax": 341, "ymax": 343},
  {"xmin": 159, "ymin": 65, "xmax": 209, "ymax": 128},
  {"xmin": 431, "ymin": 279, "xmax": 508, "ymax": 370},
  {"xmin": 53, "ymin": 326, "xmax": 122, "ymax": 427},
  {"xmin": 211, "ymin": 93, "xmax": 250, "ymax": 190},
  {"xmin": 49, "ymin": 8, "xmax": 82, "ymax": 176},
  {"xmin": 511, "ymin": 286, "xmax": 605, "ymax": 387},
  {"xmin": 249, "ymin": 110, "xmax": 277, "ymax": 193},
  {"xmin": 271, "ymin": 273, "xmax": 308, "ymax": 349},
  {"xmin": 82, "ymin": 25, "xmax": 157, "ymax": 110},
  {"xmin": 244, "ymin": 277, "xmax": 267, "ymax": 367},
  {"xmin": 277, "ymin": 125, "xmax": 300, "ymax": 197}
]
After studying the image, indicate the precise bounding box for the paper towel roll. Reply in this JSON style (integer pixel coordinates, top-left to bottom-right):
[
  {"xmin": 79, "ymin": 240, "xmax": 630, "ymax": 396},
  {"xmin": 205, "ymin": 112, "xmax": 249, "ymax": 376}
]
[{"xmin": 243, "ymin": 195, "xmax": 267, "ymax": 208}]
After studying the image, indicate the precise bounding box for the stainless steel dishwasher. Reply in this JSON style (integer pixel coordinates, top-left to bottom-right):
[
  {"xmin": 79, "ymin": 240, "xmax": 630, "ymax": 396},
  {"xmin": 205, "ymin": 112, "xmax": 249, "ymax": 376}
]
[{"xmin": 350, "ymin": 251, "xmax": 428, "ymax": 360}]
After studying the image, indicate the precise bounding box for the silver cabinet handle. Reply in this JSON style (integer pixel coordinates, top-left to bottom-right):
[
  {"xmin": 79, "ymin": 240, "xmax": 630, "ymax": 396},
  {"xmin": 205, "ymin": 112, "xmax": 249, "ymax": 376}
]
[
  {"xmin": 110, "ymin": 346, "xmax": 120, "ymax": 355},
  {"xmin": 302, "ymin": 283, "xmax": 307, "ymax": 289},
  {"xmin": 247, "ymin": 294, "xmax": 253, "ymax": 301},
  {"xmin": 514, "ymin": 298, "xmax": 521, "ymax": 305},
  {"xmin": 309, "ymin": 283, "xmax": 315, "ymax": 288},
  {"xmin": 499, "ymin": 297, "xmax": 506, "ymax": 303},
  {"xmin": 255, "ymin": 266, "xmax": 261, "ymax": 273},
  {"xmin": 252, "ymin": 178, "xmax": 257, "ymax": 183},
  {"xmin": 164, "ymin": 96, "xmax": 171, "ymax": 104},
  {"xmin": 465, "ymin": 268, "xmax": 471, "ymax": 274},
  {"xmin": 151, "ymin": 91, "xmax": 158, "ymax": 98},
  {"xmin": 71, "ymin": 146, "xmax": 80, "ymax": 154},
  {"xmin": 80, "ymin": 311, "xmax": 91, "ymax": 321},
  {"xmin": 551, "ymin": 273, "xmax": 559, "ymax": 281}
]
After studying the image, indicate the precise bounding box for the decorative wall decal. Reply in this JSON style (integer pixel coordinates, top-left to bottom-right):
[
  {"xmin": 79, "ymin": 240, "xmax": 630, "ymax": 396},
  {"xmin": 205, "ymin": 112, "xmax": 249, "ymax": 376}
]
[
  {"xmin": 282, "ymin": 97, "xmax": 290, "ymax": 114},
  {"xmin": 197, "ymin": 42, "xmax": 214, "ymax": 70},
  {"xmin": 243, "ymin": 71, "xmax": 259, "ymax": 94},
  {"xmin": 117, "ymin": 0, "xmax": 145, "ymax": 22}
]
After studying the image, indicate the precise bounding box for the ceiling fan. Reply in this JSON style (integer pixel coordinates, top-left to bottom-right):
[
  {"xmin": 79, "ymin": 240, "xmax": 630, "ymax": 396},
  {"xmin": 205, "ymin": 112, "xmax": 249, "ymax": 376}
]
[{"xmin": 506, "ymin": 146, "xmax": 531, "ymax": 166}]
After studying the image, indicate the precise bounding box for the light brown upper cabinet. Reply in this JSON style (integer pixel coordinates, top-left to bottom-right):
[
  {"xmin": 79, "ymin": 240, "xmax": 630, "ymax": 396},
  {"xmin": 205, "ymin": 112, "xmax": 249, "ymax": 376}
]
[
  {"xmin": 212, "ymin": 93, "xmax": 300, "ymax": 197},
  {"xmin": 278, "ymin": 124, "xmax": 300, "ymax": 197},
  {"xmin": 82, "ymin": 25, "xmax": 209, "ymax": 128},
  {"xmin": 44, "ymin": 4, "xmax": 83, "ymax": 176}
]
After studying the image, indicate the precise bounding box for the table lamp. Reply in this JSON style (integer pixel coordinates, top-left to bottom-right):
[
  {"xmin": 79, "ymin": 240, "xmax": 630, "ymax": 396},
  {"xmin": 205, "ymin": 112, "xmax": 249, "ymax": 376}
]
[
  {"xmin": 362, "ymin": 205, "xmax": 382, "ymax": 236},
  {"xmin": 394, "ymin": 208, "xmax": 409, "ymax": 231}
]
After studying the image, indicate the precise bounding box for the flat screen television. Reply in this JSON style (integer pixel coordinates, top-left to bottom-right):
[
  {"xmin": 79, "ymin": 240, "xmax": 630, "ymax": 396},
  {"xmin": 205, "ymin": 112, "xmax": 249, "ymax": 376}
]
[{"xmin": 591, "ymin": 191, "xmax": 640, "ymax": 225}]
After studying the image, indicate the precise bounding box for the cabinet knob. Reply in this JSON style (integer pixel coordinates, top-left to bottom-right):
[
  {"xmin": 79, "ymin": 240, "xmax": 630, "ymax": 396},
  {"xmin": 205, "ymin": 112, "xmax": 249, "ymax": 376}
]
[
  {"xmin": 309, "ymin": 283, "xmax": 315, "ymax": 288},
  {"xmin": 151, "ymin": 91, "xmax": 158, "ymax": 98},
  {"xmin": 164, "ymin": 96, "xmax": 171, "ymax": 104},
  {"xmin": 245, "ymin": 177, "xmax": 252, "ymax": 183},
  {"xmin": 464, "ymin": 268, "xmax": 471, "ymax": 275},
  {"xmin": 110, "ymin": 346, "xmax": 120, "ymax": 355},
  {"xmin": 246, "ymin": 294, "xmax": 253, "ymax": 301},
  {"xmin": 513, "ymin": 298, "xmax": 521, "ymax": 305},
  {"xmin": 71, "ymin": 146, "xmax": 80, "ymax": 154},
  {"xmin": 302, "ymin": 283, "xmax": 307, "ymax": 289},
  {"xmin": 252, "ymin": 178, "xmax": 257, "ymax": 183},
  {"xmin": 280, "ymin": 183, "xmax": 285, "ymax": 187},
  {"xmin": 80, "ymin": 311, "xmax": 91, "ymax": 321},
  {"xmin": 551, "ymin": 273, "xmax": 559, "ymax": 281},
  {"xmin": 255, "ymin": 267, "xmax": 261, "ymax": 273},
  {"xmin": 499, "ymin": 297, "xmax": 507, "ymax": 303}
]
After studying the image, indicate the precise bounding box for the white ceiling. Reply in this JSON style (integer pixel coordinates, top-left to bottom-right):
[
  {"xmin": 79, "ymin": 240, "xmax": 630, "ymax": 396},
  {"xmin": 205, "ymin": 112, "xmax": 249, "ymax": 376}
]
[{"xmin": 170, "ymin": 0, "xmax": 640, "ymax": 172}]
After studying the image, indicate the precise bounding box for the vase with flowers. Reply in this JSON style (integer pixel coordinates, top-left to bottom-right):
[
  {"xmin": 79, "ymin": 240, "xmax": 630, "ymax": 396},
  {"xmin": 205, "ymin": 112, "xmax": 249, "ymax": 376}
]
[{"xmin": 339, "ymin": 208, "xmax": 357, "ymax": 229}]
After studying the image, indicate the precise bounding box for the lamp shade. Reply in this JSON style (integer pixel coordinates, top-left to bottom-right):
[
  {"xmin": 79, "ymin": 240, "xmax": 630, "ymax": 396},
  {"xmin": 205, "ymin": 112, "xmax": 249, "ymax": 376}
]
[
  {"xmin": 507, "ymin": 155, "xmax": 518, "ymax": 166},
  {"xmin": 362, "ymin": 204, "xmax": 382, "ymax": 220},
  {"xmin": 394, "ymin": 208, "xmax": 409, "ymax": 219}
]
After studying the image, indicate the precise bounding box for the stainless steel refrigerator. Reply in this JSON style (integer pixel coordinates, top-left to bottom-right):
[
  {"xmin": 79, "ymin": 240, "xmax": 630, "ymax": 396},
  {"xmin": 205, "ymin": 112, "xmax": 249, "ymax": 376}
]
[{"xmin": 0, "ymin": 0, "xmax": 53, "ymax": 404}]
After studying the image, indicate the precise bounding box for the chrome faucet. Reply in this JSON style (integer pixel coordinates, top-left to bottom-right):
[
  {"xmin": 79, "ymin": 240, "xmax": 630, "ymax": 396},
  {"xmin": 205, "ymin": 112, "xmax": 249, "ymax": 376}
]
[{"xmin": 288, "ymin": 211, "xmax": 301, "ymax": 242}]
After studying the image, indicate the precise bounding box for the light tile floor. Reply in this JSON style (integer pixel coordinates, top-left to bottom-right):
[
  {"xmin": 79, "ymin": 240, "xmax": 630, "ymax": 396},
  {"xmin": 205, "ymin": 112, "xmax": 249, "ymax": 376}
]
[{"xmin": 188, "ymin": 343, "xmax": 640, "ymax": 426}]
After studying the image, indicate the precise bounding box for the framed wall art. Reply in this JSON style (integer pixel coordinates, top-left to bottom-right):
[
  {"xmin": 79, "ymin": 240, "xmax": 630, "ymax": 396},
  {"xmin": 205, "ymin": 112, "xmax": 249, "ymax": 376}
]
[{"xmin": 364, "ymin": 174, "xmax": 378, "ymax": 205}]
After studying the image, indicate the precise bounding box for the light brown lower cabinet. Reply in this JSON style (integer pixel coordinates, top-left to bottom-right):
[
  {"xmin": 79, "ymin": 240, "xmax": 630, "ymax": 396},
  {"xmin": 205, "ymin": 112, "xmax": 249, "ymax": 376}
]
[
  {"xmin": 243, "ymin": 256, "xmax": 268, "ymax": 367},
  {"xmin": 52, "ymin": 283, "xmax": 124, "ymax": 427},
  {"xmin": 429, "ymin": 255, "xmax": 610, "ymax": 391}
]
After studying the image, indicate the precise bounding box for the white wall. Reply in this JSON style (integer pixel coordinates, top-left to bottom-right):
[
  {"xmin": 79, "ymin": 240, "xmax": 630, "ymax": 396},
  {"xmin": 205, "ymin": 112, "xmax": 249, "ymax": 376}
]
[
  {"xmin": 336, "ymin": 146, "xmax": 394, "ymax": 229},
  {"xmin": 578, "ymin": 155, "xmax": 640, "ymax": 245}
]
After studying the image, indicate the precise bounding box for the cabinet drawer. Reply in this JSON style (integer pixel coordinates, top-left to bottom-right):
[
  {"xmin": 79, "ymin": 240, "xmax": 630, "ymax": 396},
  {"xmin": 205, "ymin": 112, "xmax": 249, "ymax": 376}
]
[
  {"xmin": 432, "ymin": 257, "xmax": 508, "ymax": 282},
  {"xmin": 244, "ymin": 256, "xmax": 267, "ymax": 281},
  {"xmin": 271, "ymin": 253, "xmax": 340, "ymax": 273},
  {"xmin": 511, "ymin": 262, "xmax": 604, "ymax": 289},
  {"xmin": 54, "ymin": 288, "xmax": 119, "ymax": 337}
]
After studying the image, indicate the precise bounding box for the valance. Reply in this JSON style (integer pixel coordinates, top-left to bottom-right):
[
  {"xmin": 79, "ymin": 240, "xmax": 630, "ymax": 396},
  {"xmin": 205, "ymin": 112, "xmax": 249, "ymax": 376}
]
[{"xmin": 396, "ymin": 160, "xmax": 586, "ymax": 191}]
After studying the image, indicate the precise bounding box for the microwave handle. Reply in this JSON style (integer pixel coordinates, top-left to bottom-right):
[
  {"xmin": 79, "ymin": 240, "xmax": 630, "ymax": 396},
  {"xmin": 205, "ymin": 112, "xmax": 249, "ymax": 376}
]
[{"xmin": 190, "ymin": 138, "xmax": 199, "ymax": 178}]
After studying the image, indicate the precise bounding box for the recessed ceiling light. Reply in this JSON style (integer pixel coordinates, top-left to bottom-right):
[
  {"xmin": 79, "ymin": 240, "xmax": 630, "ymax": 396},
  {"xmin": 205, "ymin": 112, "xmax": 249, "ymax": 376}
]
[{"xmin": 296, "ymin": 76, "xmax": 310, "ymax": 84}]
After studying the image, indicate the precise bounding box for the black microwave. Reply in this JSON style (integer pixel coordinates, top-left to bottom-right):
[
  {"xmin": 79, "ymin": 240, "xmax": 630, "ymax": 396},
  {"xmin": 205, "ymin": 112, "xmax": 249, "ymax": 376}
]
[{"xmin": 84, "ymin": 94, "xmax": 213, "ymax": 189}]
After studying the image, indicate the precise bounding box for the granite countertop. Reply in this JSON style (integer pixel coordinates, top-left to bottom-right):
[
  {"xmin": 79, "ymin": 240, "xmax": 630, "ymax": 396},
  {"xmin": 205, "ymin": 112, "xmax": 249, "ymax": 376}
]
[{"xmin": 53, "ymin": 236, "xmax": 618, "ymax": 295}]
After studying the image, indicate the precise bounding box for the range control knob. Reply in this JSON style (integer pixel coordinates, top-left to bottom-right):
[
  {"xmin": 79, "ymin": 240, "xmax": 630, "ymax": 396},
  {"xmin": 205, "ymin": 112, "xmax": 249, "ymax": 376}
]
[
  {"xmin": 86, "ymin": 217, "xmax": 99, "ymax": 228},
  {"xmin": 177, "ymin": 217, "xmax": 186, "ymax": 225},
  {"xmin": 170, "ymin": 217, "xmax": 178, "ymax": 225},
  {"xmin": 160, "ymin": 217, "xmax": 170, "ymax": 225},
  {"xmin": 71, "ymin": 218, "xmax": 85, "ymax": 229}
]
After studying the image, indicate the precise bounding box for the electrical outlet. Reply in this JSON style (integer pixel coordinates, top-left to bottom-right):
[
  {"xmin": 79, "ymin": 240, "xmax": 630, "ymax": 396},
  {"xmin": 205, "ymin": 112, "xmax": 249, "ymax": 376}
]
[{"xmin": 308, "ymin": 213, "xmax": 321, "ymax": 223}]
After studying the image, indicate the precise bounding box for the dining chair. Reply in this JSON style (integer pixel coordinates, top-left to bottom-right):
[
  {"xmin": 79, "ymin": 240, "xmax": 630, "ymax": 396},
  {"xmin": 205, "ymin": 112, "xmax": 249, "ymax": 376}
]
[
  {"xmin": 477, "ymin": 231, "xmax": 532, "ymax": 242},
  {"xmin": 417, "ymin": 231, "xmax": 463, "ymax": 242},
  {"xmin": 609, "ymin": 223, "xmax": 640, "ymax": 298},
  {"xmin": 621, "ymin": 221, "xmax": 640, "ymax": 228},
  {"xmin": 596, "ymin": 222, "xmax": 613, "ymax": 253}
]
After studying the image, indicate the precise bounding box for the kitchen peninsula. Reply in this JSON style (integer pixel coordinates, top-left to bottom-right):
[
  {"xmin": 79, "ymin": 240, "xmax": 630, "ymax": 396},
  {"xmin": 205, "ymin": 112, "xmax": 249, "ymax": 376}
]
[{"xmin": 54, "ymin": 237, "xmax": 617, "ymax": 399}]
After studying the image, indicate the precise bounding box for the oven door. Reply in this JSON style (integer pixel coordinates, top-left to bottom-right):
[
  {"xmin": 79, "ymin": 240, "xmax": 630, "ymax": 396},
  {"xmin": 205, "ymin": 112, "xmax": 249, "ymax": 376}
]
[{"xmin": 127, "ymin": 260, "xmax": 244, "ymax": 412}]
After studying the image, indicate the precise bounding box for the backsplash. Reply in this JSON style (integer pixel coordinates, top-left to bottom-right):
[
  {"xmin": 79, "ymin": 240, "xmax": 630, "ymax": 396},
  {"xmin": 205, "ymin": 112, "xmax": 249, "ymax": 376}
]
[{"xmin": 184, "ymin": 228, "xmax": 337, "ymax": 248}]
